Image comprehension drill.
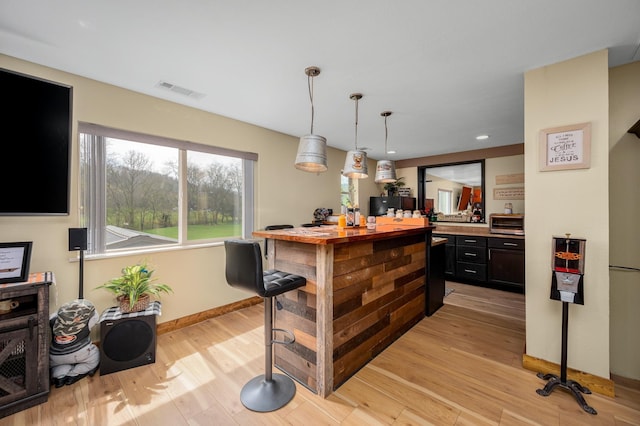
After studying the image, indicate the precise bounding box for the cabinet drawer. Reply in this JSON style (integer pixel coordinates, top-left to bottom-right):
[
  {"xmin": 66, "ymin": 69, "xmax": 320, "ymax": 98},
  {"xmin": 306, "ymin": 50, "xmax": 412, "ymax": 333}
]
[
  {"xmin": 488, "ymin": 238, "xmax": 524, "ymax": 250},
  {"xmin": 456, "ymin": 245, "xmax": 486, "ymax": 263},
  {"xmin": 456, "ymin": 236, "xmax": 486, "ymax": 247},
  {"xmin": 457, "ymin": 262, "xmax": 487, "ymax": 281}
]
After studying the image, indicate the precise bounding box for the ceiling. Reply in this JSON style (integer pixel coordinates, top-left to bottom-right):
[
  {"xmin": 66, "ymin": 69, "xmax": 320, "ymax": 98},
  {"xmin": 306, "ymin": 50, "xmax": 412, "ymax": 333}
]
[{"xmin": 1, "ymin": 1, "xmax": 639, "ymax": 162}]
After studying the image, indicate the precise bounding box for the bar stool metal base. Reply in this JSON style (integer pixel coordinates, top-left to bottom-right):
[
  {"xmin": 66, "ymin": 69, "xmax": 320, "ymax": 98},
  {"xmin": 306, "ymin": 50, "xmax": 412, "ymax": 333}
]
[{"xmin": 240, "ymin": 373, "xmax": 297, "ymax": 412}]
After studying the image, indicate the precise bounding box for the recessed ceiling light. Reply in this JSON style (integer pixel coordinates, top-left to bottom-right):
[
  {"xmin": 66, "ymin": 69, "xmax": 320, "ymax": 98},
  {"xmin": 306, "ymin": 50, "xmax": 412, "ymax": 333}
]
[
  {"xmin": 476, "ymin": 135, "xmax": 489, "ymax": 140},
  {"xmin": 387, "ymin": 150, "xmax": 396, "ymax": 154}
]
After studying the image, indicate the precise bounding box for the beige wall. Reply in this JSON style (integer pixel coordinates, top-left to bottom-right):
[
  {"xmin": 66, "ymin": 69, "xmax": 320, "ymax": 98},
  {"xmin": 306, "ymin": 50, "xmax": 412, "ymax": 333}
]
[
  {"xmin": 485, "ymin": 155, "xmax": 525, "ymax": 215},
  {"xmin": 524, "ymin": 50, "xmax": 610, "ymax": 378},
  {"xmin": 0, "ymin": 54, "xmax": 380, "ymax": 326},
  {"xmin": 424, "ymin": 175, "xmax": 464, "ymax": 212},
  {"xmin": 608, "ymin": 60, "xmax": 640, "ymax": 380}
]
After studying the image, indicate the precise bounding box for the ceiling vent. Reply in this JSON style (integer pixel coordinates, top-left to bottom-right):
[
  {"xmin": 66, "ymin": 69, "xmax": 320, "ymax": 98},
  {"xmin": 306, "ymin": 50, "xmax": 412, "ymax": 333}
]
[{"xmin": 156, "ymin": 81, "xmax": 205, "ymax": 99}]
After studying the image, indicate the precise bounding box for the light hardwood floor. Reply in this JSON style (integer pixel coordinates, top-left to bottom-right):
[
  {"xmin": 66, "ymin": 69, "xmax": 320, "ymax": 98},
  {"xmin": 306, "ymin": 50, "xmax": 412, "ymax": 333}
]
[{"xmin": 2, "ymin": 282, "xmax": 639, "ymax": 425}]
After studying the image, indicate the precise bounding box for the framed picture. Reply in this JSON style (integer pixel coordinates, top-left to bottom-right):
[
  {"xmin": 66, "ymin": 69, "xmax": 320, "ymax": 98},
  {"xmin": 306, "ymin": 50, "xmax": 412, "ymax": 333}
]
[
  {"xmin": 539, "ymin": 122, "xmax": 591, "ymax": 171},
  {"xmin": 0, "ymin": 242, "xmax": 33, "ymax": 284}
]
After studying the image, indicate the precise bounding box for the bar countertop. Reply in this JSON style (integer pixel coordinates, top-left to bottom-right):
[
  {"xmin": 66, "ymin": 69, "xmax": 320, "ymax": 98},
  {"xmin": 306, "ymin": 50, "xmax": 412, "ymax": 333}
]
[{"xmin": 253, "ymin": 223, "xmax": 435, "ymax": 245}]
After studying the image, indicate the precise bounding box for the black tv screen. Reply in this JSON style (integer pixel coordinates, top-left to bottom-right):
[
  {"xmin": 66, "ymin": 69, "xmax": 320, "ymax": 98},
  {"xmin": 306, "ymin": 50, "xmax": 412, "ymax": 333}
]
[{"xmin": 0, "ymin": 68, "xmax": 72, "ymax": 215}]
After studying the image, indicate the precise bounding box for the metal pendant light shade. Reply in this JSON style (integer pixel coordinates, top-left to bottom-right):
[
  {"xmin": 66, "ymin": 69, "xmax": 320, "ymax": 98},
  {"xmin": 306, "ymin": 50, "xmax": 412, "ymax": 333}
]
[
  {"xmin": 342, "ymin": 93, "xmax": 368, "ymax": 179},
  {"xmin": 375, "ymin": 159, "xmax": 397, "ymax": 183},
  {"xmin": 375, "ymin": 111, "xmax": 397, "ymax": 183},
  {"xmin": 296, "ymin": 134, "xmax": 327, "ymax": 173},
  {"xmin": 343, "ymin": 149, "xmax": 368, "ymax": 178},
  {"xmin": 295, "ymin": 66, "xmax": 328, "ymax": 173}
]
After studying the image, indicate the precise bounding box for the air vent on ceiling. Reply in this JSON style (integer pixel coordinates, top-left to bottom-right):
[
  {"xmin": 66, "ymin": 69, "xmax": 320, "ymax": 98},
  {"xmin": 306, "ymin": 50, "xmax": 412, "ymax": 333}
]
[{"xmin": 156, "ymin": 81, "xmax": 205, "ymax": 99}]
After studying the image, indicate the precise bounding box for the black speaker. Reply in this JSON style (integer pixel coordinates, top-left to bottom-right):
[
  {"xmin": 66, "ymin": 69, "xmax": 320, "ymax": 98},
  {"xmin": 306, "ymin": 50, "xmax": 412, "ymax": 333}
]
[
  {"xmin": 99, "ymin": 315, "xmax": 157, "ymax": 375},
  {"xmin": 68, "ymin": 228, "xmax": 88, "ymax": 251}
]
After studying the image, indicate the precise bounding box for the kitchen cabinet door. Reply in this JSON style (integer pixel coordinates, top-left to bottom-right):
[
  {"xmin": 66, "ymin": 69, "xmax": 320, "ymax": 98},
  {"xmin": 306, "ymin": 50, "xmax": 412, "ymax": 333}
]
[{"xmin": 488, "ymin": 238, "xmax": 525, "ymax": 289}]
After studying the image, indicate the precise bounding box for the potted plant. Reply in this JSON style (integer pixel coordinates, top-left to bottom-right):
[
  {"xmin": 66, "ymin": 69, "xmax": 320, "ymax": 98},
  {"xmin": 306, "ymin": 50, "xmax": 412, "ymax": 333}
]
[
  {"xmin": 96, "ymin": 262, "xmax": 173, "ymax": 313},
  {"xmin": 383, "ymin": 176, "xmax": 406, "ymax": 197}
]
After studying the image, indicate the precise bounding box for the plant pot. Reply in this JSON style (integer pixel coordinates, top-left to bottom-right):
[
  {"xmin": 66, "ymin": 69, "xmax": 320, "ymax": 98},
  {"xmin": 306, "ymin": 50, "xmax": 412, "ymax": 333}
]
[{"xmin": 117, "ymin": 293, "xmax": 150, "ymax": 313}]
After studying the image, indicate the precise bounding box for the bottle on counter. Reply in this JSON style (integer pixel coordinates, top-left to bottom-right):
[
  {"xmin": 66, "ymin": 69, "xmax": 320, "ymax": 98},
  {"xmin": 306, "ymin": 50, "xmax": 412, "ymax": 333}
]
[
  {"xmin": 354, "ymin": 205, "xmax": 360, "ymax": 227},
  {"xmin": 338, "ymin": 214, "xmax": 347, "ymax": 229},
  {"xmin": 346, "ymin": 207, "xmax": 355, "ymax": 226}
]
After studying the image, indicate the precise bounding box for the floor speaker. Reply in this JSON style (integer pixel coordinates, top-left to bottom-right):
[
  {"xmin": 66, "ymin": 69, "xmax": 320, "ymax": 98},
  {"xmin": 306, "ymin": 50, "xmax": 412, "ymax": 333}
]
[{"xmin": 99, "ymin": 315, "xmax": 157, "ymax": 375}]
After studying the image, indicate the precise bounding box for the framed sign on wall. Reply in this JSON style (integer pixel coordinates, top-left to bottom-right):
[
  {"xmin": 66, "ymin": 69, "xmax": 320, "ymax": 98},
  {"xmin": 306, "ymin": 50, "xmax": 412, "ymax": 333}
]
[
  {"xmin": 0, "ymin": 241, "xmax": 32, "ymax": 284},
  {"xmin": 539, "ymin": 122, "xmax": 591, "ymax": 171}
]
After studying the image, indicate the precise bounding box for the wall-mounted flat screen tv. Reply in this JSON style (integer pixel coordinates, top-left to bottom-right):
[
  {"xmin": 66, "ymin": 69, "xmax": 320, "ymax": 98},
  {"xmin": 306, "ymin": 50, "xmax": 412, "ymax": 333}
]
[{"xmin": 0, "ymin": 68, "xmax": 72, "ymax": 215}]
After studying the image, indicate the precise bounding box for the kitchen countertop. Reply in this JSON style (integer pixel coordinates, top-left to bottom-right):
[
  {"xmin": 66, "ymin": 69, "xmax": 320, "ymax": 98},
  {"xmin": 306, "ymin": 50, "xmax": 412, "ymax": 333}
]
[
  {"xmin": 432, "ymin": 223, "xmax": 524, "ymax": 239},
  {"xmin": 253, "ymin": 223, "xmax": 434, "ymax": 245}
]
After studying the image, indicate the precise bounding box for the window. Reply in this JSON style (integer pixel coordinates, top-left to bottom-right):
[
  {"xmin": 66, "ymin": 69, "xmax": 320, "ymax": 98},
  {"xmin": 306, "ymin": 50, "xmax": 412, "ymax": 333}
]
[
  {"xmin": 79, "ymin": 123, "xmax": 256, "ymax": 255},
  {"xmin": 340, "ymin": 174, "xmax": 356, "ymax": 209},
  {"xmin": 437, "ymin": 189, "xmax": 452, "ymax": 214},
  {"xmin": 340, "ymin": 174, "xmax": 356, "ymax": 207}
]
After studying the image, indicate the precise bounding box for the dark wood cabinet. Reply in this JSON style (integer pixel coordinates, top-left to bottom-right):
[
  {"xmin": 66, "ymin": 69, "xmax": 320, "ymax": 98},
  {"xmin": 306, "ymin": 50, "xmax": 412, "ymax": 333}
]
[
  {"xmin": 455, "ymin": 236, "xmax": 487, "ymax": 282},
  {"xmin": 426, "ymin": 240, "xmax": 446, "ymax": 316},
  {"xmin": 0, "ymin": 273, "xmax": 52, "ymax": 418},
  {"xmin": 488, "ymin": 238, "xmax": 525, "ymax": 289},
  {"xmin": 441, "ymin": 234, "xmax": 456, "ymax": 278},
  {"xmin": 434, "ymin": 233, "xmax": 524, "ymax": 292}
]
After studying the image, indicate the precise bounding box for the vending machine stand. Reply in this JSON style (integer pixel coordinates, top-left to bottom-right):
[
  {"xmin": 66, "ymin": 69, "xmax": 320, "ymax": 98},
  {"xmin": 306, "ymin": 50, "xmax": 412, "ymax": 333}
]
[
  {"xmin": 535, "ymin": 298, "xmax": 597, "ymax": 414},
  {"xmin": 536, "ymin": 234, "xmax": 596, "ymax": 415}
]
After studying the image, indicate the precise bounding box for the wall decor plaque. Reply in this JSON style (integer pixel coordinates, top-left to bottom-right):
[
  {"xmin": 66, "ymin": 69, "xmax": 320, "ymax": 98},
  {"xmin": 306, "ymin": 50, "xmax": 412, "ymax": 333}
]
[
  {"xmin": 496, "ymin": 173, "xmax": 524, "ymax": 185},
  {"xmin": 539, "ymin": 122, "xmax": 591, "ymax": 171},
  {"xmin": 493, "ymin": 187, "xmax": 524, "ymax": 200}
]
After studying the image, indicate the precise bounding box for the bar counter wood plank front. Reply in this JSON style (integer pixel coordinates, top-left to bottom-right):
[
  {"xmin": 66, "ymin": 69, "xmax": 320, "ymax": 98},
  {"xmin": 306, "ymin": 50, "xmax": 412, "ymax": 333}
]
[{"xmin": 252, "ymin": 223, "xmax": 434, "ymax": 397}]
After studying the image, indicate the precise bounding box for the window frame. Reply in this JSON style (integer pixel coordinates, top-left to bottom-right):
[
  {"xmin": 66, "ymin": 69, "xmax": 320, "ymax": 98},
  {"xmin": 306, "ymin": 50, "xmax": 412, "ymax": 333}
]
[{"xmin": 78, "ymin": 122, "xmax": 257, "ymax": 256}]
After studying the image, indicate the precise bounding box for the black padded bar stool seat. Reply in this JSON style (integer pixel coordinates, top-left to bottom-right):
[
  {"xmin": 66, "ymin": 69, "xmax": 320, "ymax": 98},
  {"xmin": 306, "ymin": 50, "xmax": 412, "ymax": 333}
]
[
  {"xmin": 263, "ymin": 270, "xmax": 306, "ymax": 295},
  {"xmin": 224, "ymin": 239, "xmax": 306, "ymax": 412}
]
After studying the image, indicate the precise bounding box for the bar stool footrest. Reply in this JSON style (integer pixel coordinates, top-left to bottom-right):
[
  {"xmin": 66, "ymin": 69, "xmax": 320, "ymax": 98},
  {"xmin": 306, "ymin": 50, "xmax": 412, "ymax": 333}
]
[{"xmin": 272, "ymin": 327, "xmax": 295, "ymax": 345}]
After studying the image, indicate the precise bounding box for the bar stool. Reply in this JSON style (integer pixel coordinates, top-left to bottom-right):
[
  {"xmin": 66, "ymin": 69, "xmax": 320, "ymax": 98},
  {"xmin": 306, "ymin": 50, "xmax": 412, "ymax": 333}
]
[{"xmin": 224, "ymin": 239, "xmax": 307, "ymax": 412}]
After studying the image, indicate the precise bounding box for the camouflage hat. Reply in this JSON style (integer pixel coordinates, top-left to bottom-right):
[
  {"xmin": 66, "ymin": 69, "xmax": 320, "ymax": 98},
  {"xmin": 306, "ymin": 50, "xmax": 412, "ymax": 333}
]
[{"xmin": 53, "ymin": 299, "xmax": 96, "ymax": 337}]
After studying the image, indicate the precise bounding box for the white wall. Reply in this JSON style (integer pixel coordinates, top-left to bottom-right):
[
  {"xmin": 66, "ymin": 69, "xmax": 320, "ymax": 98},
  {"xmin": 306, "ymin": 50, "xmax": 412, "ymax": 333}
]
[{"xmin": 524, "ymin": 50, "xmax": 610, "ymax": 378}]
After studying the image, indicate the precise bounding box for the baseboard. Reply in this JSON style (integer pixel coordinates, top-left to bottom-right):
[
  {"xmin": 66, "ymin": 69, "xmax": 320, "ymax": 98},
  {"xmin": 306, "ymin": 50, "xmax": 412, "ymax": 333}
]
[
  {"xmin": 156, "ymin": 296, "xmax": 262, "ymax": 335},
  {"xmin": 611, "ymin": 373, "xmax": 640, "ymax": 391},
  {"xmin": 522, "ymin": 353, "xmax": 615, "ymax": 397}
]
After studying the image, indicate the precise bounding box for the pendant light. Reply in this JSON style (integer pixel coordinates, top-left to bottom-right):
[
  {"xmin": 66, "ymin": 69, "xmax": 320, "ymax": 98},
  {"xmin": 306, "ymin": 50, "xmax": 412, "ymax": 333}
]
[
  {"xmin": 374, "ymin": 111, "xmax": 397, "ymax": 183},
  {"xmin": 342, "ymin": 93, "xmax": 368, "ymax": 179},
  {"xmin": 295, "ymin": 66, "xmax": 328, "ymax": 173}
]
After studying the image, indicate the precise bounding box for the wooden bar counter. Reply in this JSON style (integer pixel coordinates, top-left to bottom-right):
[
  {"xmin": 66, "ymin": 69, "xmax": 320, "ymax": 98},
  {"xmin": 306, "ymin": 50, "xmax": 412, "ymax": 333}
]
[{"xmin": 252, "ymin": 222, "xmax": 434, "ymax": 397}]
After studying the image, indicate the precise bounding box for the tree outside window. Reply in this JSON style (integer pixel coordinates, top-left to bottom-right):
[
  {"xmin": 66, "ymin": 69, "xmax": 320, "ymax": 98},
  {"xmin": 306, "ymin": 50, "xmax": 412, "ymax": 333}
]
[{"xmin": 79, "ymin": 125, "xmax": 253, "ymax": 254}]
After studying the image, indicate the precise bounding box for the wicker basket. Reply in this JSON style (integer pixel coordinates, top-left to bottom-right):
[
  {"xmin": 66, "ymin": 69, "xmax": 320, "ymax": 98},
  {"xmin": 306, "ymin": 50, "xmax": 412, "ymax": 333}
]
[{"xmin": 117, "ymin": 293, "xmax": 150, "ymax": 313}]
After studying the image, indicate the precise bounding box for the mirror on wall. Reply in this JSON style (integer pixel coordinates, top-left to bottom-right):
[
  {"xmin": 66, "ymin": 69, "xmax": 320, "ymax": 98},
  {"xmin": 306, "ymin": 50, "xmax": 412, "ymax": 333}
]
[{"xmin": 417, "ymin": 160, "xmax": 485, "ymax": 223}]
